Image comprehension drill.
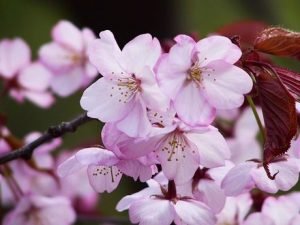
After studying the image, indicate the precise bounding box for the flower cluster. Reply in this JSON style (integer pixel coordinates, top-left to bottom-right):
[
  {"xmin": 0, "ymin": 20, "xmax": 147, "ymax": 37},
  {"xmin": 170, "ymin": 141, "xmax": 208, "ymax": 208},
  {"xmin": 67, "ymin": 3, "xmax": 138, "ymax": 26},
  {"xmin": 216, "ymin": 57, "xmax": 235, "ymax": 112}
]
[
  {"xmin": 57, "ymin": 30, "xmax": 300, "ymax": 225},
  {"xmin": 1, "ymin": 20, "xmax": 300, "ymax": 225}
]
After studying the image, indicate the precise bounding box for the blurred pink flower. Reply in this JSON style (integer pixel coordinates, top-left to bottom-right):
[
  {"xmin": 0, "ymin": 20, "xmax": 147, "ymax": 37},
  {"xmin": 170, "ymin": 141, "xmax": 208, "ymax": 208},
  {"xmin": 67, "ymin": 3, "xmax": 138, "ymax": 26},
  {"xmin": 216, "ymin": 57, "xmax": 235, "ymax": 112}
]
[
  {"xmin": 0, "ymin": 38, "xmax": 54, "ymax": 108},
  {"xmin": 3, "ymin": 195, "xmax": 76, "ymax": 225},
  {"xmin": 39, "ymin": 20, "xmax": 98, "ymax": 97}
]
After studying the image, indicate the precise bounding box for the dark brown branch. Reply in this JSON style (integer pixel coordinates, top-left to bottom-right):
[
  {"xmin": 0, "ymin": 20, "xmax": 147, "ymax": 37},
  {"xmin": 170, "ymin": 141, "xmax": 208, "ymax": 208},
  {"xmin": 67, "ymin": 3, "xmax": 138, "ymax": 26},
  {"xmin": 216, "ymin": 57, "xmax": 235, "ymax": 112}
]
[{"xmin": 0, "ymin": 112, "xmax": 95, "ymax": 165}]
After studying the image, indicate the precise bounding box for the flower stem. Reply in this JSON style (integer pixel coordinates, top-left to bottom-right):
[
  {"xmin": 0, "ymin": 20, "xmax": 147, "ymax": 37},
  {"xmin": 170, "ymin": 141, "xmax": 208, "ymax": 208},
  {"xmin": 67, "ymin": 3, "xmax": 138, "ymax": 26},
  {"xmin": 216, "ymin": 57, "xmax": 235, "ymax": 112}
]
[{"xmin": 246, "ymin": 96, "xmax": 266, "ymax": 142}]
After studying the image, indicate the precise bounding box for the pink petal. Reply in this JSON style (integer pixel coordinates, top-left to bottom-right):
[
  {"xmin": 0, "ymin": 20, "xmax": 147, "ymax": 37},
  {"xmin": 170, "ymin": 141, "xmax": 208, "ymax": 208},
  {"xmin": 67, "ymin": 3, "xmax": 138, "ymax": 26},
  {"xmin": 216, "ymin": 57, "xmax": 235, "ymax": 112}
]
[
  {"xmin": 129, "ymin": 198, "xmax": 175, "ymax": 225},
  {"xmin": 186, "ymin": 128, "xmax": 230, "ymax": 168},
  {"xmin": 202, "ymin": 60, "xmax": 253, "ymax": 109},
  {"xmin": 139, "ymin": 66, "xmax": 170, "ymax": 111},
  {"xmin": 34, "ymin": 196, "xmax": 76, "ymax": 225},
  {"xmin": 174, "ymin": 200, "xmax": 216, "ymax": 225},
  {"xmin": 116, "ymin": 186, "xmax": 161, "ymax": 211},
  {"xmin": 116, "ymin": 101, "xmax": 152, "ymax": 137},
  {"xmin": 82, "ymin": 28, "xmax": 96, "ymax": 45},
  {"xmin": 39, "ymin": 43, "xmax": 76, "ymax": 72},
  {"xmin": 242, "ymin": 213, "xmax": 275, "ymax": 225},
  {"xmin": 87, "ymin": 165, "xmax": 122, "ymax": 193},
  {"xmin": 75, "ymin": 147, "xmax": 119, "ymax": 166},
  {"xmin": 18, "ymin": 62, "xmax": 52, "ymax": 91},
  {"xmin": 252, "ymin": 158, "xmax": 300, "ymax": 193},
  {"xmin": 117, "ymin": 159, "xmax": 154, "ymax": 182},
  {"xmin": 234, "ymin": 107, "xmax": 264, "ymax": 139},
  {"xmin": 57, "ymin": 155, "xmax": 85, "ymax": 177},
  {"xmin": 262, "ymin": 196, "xmax": 299, "ymax": 225},
  {"xmin": 227, "ymin": 138, "xmax": 261, "ymax": 164},
  {"xmin": 88, "ymin": 30, "xmax": 123, "ymax": 76},
  {"xmin": 174, "ymin": 34, "xmax": 196, "ymax": 45},
  {"xmin": 50, "ymin": 67, "xmax": 83, "ymax": 97},
  {"xmin": 80, "ymin": 77, "xmax": 135, "ymax": 122},
  {"xmin": 195, "ymin": 35, "xmax": 242, "ymax": 66},
  {"xmin": 174, "ymin": 81, "xmax": 216, "ymax": 126},
  {"xmin": 290, "ymin": 215, "xmax": 300, "ymax": 225},
  {"xmin": 157, "ymin": 39, "xmax": 194, "ymax": 99},
  {"xmin": 157, "ymin": 136, "xmax": 200, "ymax": 184},
  {"xmin": 0, "ymin": 38, "xmax": 31, "ymax": 79},
  {"xmin": 52, "ymin": 20, "xmax": 83, "ymax": 52},
  {"xmin": 195, "ymin": 179, "xmax": 226, "ymax": 213},
  {"xmin": 221, "ymin": 162, "xmax": 256, "ymax": 196},
  {"xmin": 121, "ymin": 34, "xmax": 161, "ymax": 75},
  {"xmin": 23, "ymin": 90, "xmax": 55, "ymax": 108}
]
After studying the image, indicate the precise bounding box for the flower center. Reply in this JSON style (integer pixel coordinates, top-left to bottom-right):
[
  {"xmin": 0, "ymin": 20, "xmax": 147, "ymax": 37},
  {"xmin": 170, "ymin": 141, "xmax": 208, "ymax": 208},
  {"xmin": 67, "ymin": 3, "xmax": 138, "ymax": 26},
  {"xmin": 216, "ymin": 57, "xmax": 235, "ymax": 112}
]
[
  {"xmin": 187, "ymin": 62, "xmax": 203, "ymax": 84},
  {"xmin": 109, "ymin": 73, "xmax": 141, "ymax": 104}
]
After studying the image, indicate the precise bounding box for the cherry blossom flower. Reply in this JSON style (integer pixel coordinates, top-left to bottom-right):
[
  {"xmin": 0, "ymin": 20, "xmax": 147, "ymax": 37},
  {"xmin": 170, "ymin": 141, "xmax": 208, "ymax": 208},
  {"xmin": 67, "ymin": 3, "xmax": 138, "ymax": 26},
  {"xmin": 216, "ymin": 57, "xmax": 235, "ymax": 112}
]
[
  {"xmin": 0, "ymin": 38, "xmax": 55, "ymax": 107},
  {"xmin": 0, "ymin": 38, "xmax": 30, "ymax": 79},
  {"xmin": 157, "ymin": 34, "xmax": 253, "ymax": 126},
  {"xmin": 57, "ymin": 147, "xmax": 157, "ymax": 193},
  {"xmin": 81, "ymin": 30, "xmax": 169, "ymax": 137},
  {"xmin": 56, "ymin": 151, "xmax": 99, "ymax": 212},
  {"xmin": 102, "ymin": 113, "xmax": 230, "ymax": 185},
  {"xmin": 221, "ymin": 155, "xmax": 300, "ymax": 195},
  {"xmin": 1, "ymin": 132, "xmax": 61, "ymax": 205},
  {"xmin": 216, "ymin": 193, "xmax": 253, "ymax": 225},
  {"xmin": 257, "ymin": 195, "xmax": 300, "ymax": 225},
  {"xmin": 190, "ymin": 164, "xmax": 233, "ymax": 213},
  {"xmin": 227, "ymin": 107, "xmax": 263, "ymax": 164},
  {"xmin": 3, "ymin": 195, "xmax": 76, "ymax": 225},
  {"xmin": 39, "ymin": 20, "xmax": 97, "ymax": 97},
  {"xmin": 116, "ymin": 176, "xmax": 216, "ymax": 225}
]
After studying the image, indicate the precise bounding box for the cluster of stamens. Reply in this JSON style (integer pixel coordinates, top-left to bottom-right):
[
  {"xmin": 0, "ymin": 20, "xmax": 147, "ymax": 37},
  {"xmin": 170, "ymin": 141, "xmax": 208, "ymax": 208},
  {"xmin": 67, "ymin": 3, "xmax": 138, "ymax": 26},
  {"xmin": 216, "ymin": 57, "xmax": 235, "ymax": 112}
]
[
  {"xmin": 109, "ymin": 73, "xmax": 141, "ymax": 104},
  {"xmin": 92, "ymin": 166, "xmax": 122, "ymax": 183},
  {"xmin": 159, "ymin": 131, "xmax": 196, "ymax": 162}
]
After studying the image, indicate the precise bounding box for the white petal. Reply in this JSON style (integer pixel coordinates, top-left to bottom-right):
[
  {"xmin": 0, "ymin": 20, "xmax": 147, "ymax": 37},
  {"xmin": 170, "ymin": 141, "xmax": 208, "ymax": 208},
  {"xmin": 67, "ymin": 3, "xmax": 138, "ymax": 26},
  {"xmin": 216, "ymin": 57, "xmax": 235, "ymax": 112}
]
[
  {"xmin": 87, "ymin": 165, "xmax": 122, "ymax": 193},
  {"xmin": 129, "ymin": 198, "xmax": 175, "ymax": 225},
  {"xmin": 174, "ymin": 200, "xmax": 216, "ymax": 225}
]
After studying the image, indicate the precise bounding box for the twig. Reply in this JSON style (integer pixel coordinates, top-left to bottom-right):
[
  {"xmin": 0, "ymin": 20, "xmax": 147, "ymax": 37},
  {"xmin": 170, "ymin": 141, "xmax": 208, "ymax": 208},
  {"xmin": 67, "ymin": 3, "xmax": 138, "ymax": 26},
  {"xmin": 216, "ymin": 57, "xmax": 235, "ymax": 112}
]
[{"xmin": 0, "ymin": 112, "xmax": 94, "ymax": 165}]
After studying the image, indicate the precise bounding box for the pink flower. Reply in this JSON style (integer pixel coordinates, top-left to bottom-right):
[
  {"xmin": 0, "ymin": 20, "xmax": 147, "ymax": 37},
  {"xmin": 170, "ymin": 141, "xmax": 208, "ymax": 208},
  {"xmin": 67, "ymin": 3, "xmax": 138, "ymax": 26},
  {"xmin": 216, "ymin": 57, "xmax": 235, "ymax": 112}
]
[
  {"xmin": 0, "ymin": 38, "xmax": 30, "ymax": 79},
  {"xmin": 103, "ymin": 115, "xmax": 230, "ymax": 185},
  {"xmin": 3, "ymin": 195, "xmax": 76, "ymax": 225},
  {"xmin": 190, "ymin": 164, "xmax": 233, "ymax": 213},
  {"xmin": 0, "ymin": 38, "xmax": 54, "ymax": 108},
  {"xmin": 157, "ymin": 34, "xmax": 253, "ymax": 126},
  {"xmin": 221, "ymin": 155, "xmax": 300, "ymax": 195},
  {"xmin": 57, "ymin": 147, "xmax": 157, "ymax": 193},
  {"xmin": 216, "ymin": 193, "xmax": 253, "ymax": 225},
  {"xmin": 259, "ymin": 195, "xmax": 300, "ymax": 225},
  {"xmin": 227, "ymin": 107, "xmax": 263, "ymax": 164},
  {"xmin": 81, "ymin": 30, "xmax": 169, "ymax": 137},
  {"xmin": 24, "ymin": 132, "xmax": 62, "ymax": 169},
  {"xmin": 39, "ymin": 20, "xmax": 97, "ymax": 97},
  {"xmin": 116, "ymin": 177, "xmax": 216, "ymax": 225},
  {"xmin": 56, "ymin": 151, "xmax": 99, "ymax": 212}
]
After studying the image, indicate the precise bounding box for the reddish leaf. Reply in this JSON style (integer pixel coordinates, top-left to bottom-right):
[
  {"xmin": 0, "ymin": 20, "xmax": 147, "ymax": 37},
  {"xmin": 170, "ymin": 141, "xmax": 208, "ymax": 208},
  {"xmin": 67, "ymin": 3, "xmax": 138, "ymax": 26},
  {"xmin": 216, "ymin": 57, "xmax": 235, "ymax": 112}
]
[
  {"xmin": 274, "ymin": 66, "xmax": 300, "ymax": 101},
  {"xmin": 254, "ymin": 27, "xmax": 300, "ymax": 59},
  {"xmin": 255, "ymin": 68, "xmax": 297, "ymax": 166},
  {"xmin": 217, "ymin": 20, "xmax": 267, "ymax": 47}
]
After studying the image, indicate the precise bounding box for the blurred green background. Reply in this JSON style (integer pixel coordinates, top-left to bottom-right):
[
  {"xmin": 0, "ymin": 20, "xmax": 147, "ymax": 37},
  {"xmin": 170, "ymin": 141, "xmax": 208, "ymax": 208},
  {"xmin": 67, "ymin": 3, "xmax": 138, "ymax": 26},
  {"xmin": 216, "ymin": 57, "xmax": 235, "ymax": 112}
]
[{"xmin": 1, "ymin": 0, "xmax": 300, "ymax": 224}]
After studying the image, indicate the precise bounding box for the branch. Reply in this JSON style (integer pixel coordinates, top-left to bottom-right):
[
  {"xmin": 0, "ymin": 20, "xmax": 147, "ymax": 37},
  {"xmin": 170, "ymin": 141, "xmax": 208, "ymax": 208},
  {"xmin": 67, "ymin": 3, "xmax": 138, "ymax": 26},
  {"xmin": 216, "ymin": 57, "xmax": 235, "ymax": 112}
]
[{"xmin": 0, "ymin": 112, "xmax": 95, "ymax": 165}]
